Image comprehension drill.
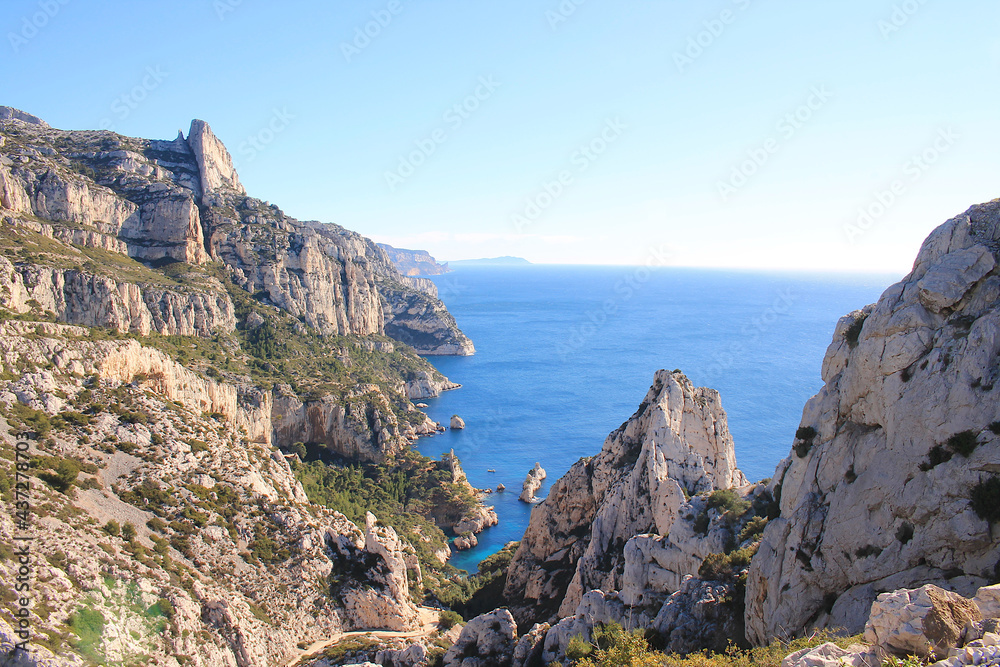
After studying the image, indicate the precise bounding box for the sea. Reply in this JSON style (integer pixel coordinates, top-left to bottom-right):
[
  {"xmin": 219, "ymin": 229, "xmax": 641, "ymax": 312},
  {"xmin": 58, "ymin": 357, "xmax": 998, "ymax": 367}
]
[{"xmin": 414, "ymin": 265, "xmax": 901, "ymax": 573}]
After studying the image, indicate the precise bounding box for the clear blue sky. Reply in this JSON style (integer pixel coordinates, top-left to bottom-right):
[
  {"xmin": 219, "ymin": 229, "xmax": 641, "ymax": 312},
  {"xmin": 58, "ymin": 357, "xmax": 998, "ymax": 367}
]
[{"xmin": 3, "ymin": 1, "xmax": 998, "ymax": 271}]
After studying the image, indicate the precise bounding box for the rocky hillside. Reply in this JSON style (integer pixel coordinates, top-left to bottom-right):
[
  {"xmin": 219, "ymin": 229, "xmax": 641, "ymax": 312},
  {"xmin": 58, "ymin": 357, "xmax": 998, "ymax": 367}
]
[
  {"xmin": 0, "ymin": 107, "xmax": 472, "ymax": 354},
  {"xmin": 0, "ymin": 108, "xmax": 501, "ymax": 666},
  {"xmin": 746, "ymin": 198, "xmax": 1000, "ymax": 642},
  {"xmin": 377, "ymin": 244, "xmax": 450, "ymax": 276},
  {"xmin": 0, "ymin": 321, "xmax": 422, "ymax": 666}
]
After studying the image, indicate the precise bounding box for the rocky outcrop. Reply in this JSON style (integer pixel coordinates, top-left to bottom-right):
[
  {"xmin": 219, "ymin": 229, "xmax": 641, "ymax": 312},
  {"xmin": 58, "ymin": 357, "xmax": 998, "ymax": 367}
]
[
  {"xmin": 504, "ymin": 370, "xmax": 748, "ymax": 625},
  {"xmin": 746, "ymin": 199, "xmax": 1000, "ymax": 643},
  {"xmin": 0, "ymin": 111, "xmax": 472, "ymax": 353},
  {"xmin": 0, "ymin": 105, "xmax": 48, "ymax": 126},
  {"xmin": 380, "ymin": 280, "xmax": 475, "ymax": 356},
  {"xmin": 0, "ymin": 256, "xmax": 236, "ymax": 337},
  {"xmin": 271, "ymin": 383, "xmax": 412, "ymax": 463},
  {"xmin": 378, "ymin": 243, "xmax": 450, "ymax": 276},
  {"xmin": 454, "ymin": 505, "xmax": 499, "ymax": 536},
  {"xmin": 187, "ymin": 119, "xmax": 245, "ymax": 197},
  {"xmin": 443, "ymin": 609, "xmax": 517, "ymax": 667},
  {"xmin": 337, "ymin": 513, "xmax": 421, "ymax": 632},
  {"xmin": 450, "ymin": 415, "xmax": 466, "ymax": 430},
  {"xmin": 519, "ymin": 462, "xmax": 546, "ymax": 503},
  {"xmin": 405, "ymin": 371, "xmax": 461, "ymax": 400}
]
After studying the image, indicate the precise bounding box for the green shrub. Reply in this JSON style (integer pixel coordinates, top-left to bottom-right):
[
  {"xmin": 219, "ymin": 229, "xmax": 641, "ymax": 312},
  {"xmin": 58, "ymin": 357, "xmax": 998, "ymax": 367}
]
[
  {"xmin": 565, "ymin": 633, "xmax": 594, "ymax": 661},
  {"xmin": 794, "ymin": 427, "xmax": 817, "ymax": 458},
  {"xmin": 920, "ymin": 444, "xmax": 953, "ymax": 471},
  {"xmin": 121, "ymin": 522, "xmax": 137, "ymax": 542},
  {"xmin": 738, "ymin": 516, "xmax": 768, "ymax": 543},
  {"xmin": 947, "ymin": 431, "xmax": 979, "ymax": 458},
  {"xmin": 102, "ymin": 520, "xmax": 121, "ymax": 537},
  {"xmin": 706, "ymin": 489, "xmax": 751, "ymax": 519},
  {"xmin": 699, "ymin": 546, "xmax": 757, "ymax": 580},
  {"xmin": 971, "ymin": 477, "xmax": 1000, "ymax": 523},
  {"xmin": 844, "ymin": 315, "xmax": 867, "ymax": 348},
  {"xmin": 438, "ymin": 610, "xmax": 463, "ymax": 630}
]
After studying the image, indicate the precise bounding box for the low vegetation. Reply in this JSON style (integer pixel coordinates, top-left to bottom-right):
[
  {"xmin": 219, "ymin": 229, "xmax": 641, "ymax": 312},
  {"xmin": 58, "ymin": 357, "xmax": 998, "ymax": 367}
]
[{"xmin": 554, "ymin": 624, "xmax": 864, "ymax": 667}]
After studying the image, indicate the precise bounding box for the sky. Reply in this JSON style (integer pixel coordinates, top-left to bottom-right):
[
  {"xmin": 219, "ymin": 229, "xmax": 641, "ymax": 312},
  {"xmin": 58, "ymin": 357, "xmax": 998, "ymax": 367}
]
[{"xmin": 2, "ymin": 1, "xmax": 998, "ymax": 272}]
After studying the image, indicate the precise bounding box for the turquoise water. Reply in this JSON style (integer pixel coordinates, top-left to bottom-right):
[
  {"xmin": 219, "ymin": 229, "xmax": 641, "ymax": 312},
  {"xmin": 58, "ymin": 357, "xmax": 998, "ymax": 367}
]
[{"xmin": 415, "ymin": 265, "xmax": 900, "ymax": 572}]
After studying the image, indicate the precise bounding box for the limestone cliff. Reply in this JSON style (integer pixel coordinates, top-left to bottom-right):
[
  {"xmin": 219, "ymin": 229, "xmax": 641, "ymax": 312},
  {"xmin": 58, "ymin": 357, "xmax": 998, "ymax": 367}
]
[
  {"xmin": 0, "ymin": 109, "xmax": 471, "ymax": 353},
  {"xmin": 746, "ymin": 199, "xmax": 1000, "ymax": 643},
  {"xmin": 377, "ymin": 243, "xmax": 451, "ymax": 276},
  {"xmin": 504, "ymin": 370, "xmax": 749, "ymax": 626}
]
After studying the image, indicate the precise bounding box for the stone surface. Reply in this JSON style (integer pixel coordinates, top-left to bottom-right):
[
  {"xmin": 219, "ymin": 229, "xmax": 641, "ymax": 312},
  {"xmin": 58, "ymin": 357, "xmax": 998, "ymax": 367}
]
[
  {"xmin": 864, "ymin": 585, "xmax": 983, "ymax": 659},
  {"xmin": 443, "ymin": 609, "xmax": 517, "ymax": 667},
  {"xmin": 450, "ymin": 415, "xmax": 466, "ymax": 429},
  {"xmin": 378, "ymin": 243, "xmax": 451, "ymax": 276},
  {"xmin": 504, "ymin": 370, "xmax": 747, "ymax": 625},
  {"xmin": 975, "ymin": 585, "xmax": 1000, "ymax": 619},
  {"xmin": 511, "ymin": 622, "xmax": 549, "ymax": 667},
  {"xmin": 519, "ymin": 462, "xmax": 547, "ymax": 503},
  {"xmin": 746, "ymin": 199, "xmax": 1000, "ymax": 643},
  {"xmin": 781, "ymin": 642, "xmax": 878, "ymax": 667}
]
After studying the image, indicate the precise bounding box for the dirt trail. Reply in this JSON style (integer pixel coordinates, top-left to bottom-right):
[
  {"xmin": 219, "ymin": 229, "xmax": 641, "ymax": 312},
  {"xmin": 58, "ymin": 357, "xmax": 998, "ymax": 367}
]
[{"xmin": 283, "ymin": 606, "xmax": 441, "ymax": 667}]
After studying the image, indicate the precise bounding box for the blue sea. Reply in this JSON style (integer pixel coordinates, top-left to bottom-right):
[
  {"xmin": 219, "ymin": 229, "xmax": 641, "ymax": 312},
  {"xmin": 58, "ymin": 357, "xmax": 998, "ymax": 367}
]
[{"xmin": 415, "ymin": 266, "xmax": 901, "ymax": 573}]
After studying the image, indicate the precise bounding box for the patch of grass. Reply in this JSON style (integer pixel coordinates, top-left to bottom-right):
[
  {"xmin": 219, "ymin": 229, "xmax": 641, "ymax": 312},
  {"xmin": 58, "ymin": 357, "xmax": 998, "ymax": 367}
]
[
  {"xmin": 438, "ymin": 610, "xmax": 463, "ymax": 630},
  {"xmin": 68, "ymin": 607, "xmax": 105, "ymax": 662}
]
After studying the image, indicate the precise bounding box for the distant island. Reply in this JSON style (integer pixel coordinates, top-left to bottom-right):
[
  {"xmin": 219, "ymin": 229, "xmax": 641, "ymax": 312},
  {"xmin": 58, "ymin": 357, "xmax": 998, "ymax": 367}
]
[{"xmin": 448, "ymin": 256, "xmax": 532, "ymax": 266}]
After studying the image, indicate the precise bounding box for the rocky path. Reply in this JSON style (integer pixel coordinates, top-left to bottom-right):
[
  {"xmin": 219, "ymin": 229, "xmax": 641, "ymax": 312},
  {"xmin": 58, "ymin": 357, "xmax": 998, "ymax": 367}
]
[{"xmin": 283, "ymin": 606, "xmax": 442, "ymax": 667}]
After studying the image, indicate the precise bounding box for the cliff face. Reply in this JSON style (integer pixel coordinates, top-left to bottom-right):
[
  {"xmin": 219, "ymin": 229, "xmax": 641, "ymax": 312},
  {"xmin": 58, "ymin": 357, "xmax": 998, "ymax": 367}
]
[
  {"xmin": 0, "ymin": 109, "xmax": 471, "ymax": 352},
  {"xmin": 745, "ymin": 199, "xmax": 1000, "ymax": 643},
  {"xmin": 504, "ymin": 370, "xmax": 748, "ymax": 626},
  {"xmin": 378, "ymin": 243, "xmax": 451, "ymax": 276}
]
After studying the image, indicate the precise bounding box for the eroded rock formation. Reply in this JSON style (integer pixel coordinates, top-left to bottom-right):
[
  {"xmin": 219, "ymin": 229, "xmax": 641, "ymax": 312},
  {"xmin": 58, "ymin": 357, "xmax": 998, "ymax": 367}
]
[{"xmin": 746, "ymin": 199, "xmax": 1000, "ymax": 642}]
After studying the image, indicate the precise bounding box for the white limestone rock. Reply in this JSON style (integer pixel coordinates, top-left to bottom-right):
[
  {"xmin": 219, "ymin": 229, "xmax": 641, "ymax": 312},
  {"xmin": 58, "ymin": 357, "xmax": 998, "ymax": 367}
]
[
  {"xmin": 519, "ymin": 462, "xmax": 547, "ymax": 503},
  {"xmin": 782, "ymin": 642, "xmax": 878, "ymax": 667},
  {"xmin": 505, "ymin": 369, "xmax": 747, "ymax": 625},
  {"xmin": 443, "ymin": 609, "xmax": 517, "ymax": 667},
  {"xmin": 746, "ymin": 199, "xmax": 1000, "ymax": 644},
  {"xmin": 864, "ymin": 585, "xmax": 982, "ymax": 659}
]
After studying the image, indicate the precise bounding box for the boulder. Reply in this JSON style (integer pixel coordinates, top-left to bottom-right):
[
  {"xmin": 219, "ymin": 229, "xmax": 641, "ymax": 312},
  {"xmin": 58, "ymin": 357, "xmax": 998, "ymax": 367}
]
[
  {"xmin": 450, "ymin": 415, "xmax": 466, "ymax": 429},
  {"xmin": 781, "ymin": 642, "xmax": 877, "ymax": 667},
  {"xmin": 864, "ymin": 585, "xmax": 982, "ymax": 659},
  {"xmin": 443, "ymin": 609, "xmax": 517, "ymax": 667}
]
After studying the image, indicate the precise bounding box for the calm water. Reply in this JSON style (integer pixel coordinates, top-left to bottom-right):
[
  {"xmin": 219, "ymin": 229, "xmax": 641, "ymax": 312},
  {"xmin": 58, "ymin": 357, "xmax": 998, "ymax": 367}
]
[{"xmin": 415, "ymin": 265, "xmax": 900, "ymax": 572}]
